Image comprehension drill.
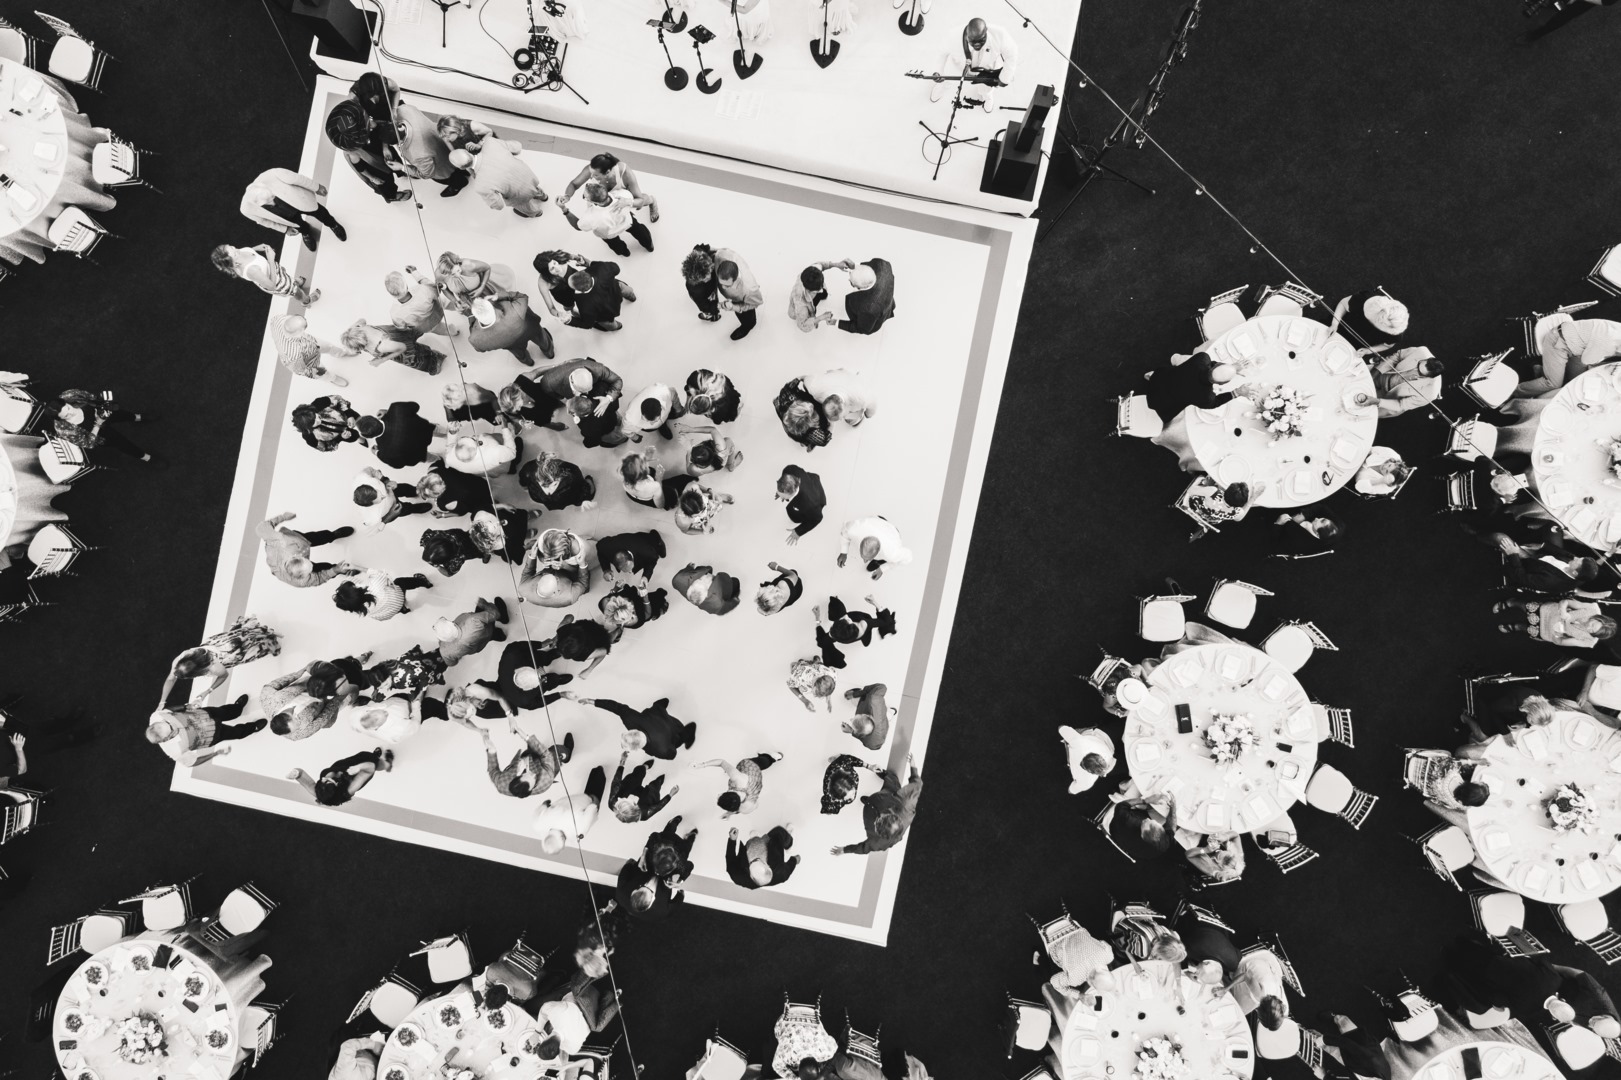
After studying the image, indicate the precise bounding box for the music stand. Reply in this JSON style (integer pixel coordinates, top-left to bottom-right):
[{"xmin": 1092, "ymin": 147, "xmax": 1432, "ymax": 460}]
[
  {"xmin": 731, "ymin": 0, "xmax": 763, "ymax": 78},
  {"xmin": 690, "ymin": 24, "xmax": 722, "ymax": 93},
  {"xmin": 810, "ymin": 0, "xmax": 838, "ymax": 66},
  {"xmin": 916, "ymin": 67, "xmax": 983, "ymax": 181},
  {"xmin": 649, "ymin": 16, "xmax": 689, "ymax": 88}
]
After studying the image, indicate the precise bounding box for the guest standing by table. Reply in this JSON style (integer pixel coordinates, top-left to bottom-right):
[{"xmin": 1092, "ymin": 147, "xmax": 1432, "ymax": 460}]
[
  {"xmin": 1372, "ymin": 348, "xmax": 1444, "ymax": 417},
  {"xmin": 239, "ymin": 167, "xmax": 347, "ymax": 250},
  {"xmin": 1143, "ymin": 352, "xmax": 1239, "ymax": 424}
]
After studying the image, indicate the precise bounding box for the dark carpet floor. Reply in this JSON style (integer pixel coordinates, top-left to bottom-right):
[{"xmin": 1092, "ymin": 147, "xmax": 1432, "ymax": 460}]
[{"xmin": 4, "ymin": 0, "xmax": 1621, "ymax": 1077}]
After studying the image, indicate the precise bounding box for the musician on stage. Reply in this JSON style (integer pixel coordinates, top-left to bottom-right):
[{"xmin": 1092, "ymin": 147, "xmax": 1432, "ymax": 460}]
[{"xmin": 930, "ymin": 18, "xmax": 1018, "ymax": 111}]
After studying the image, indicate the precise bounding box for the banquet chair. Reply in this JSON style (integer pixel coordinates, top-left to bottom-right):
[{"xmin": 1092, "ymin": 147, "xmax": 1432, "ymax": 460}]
[
  {"xmin": 1589, "ymin": 245, "xmax": 1621, "ymax": 297},
  {"xmin": 32, "ymin": 12, "xmax": 112, "ymax": 90},
  {"xmin": 1387, "ymin": 998, "xmax": 1440, "ymax": 1043},
  {"xmin": 1091, "ymin": 805, "xmax": 1136, "ymax": 864},
  {"xmin": 123, "ymin": 877, "xmax": 197, "ymax": 931},
  {"xmin": 348, "ymin": 970, "xmax": 422, "ymax": 1030},
  {"xmin": 1255, "ymin": 1017, "xmax": 1306, "ymax": 1062},
  {"xmin": 1262, "ymin": 620, "xmax": 1337, "ymax": 673},
  {"xmin": 412, "ymin": 931, "xmax": 475, "ymax": 983},
  {"xmin": 1303, "ymin": 763, "xmax": 1377, "ymax": 829},
  {"xmin": 1460, "ymin": 350, "xmax": 1517, "ymax": 411},
  {"xmin": 494, "ymin": 932, "xmax": 548, "ymax": 983},
  {"xmin": 1258, "ymin": 841, "xmax": 1319, "ymax": 874},
  {"xmin": 1138, "ymin": 594, "xmax": 1195, "ymax": 643},
  {"xmin": 0, "ymin": 17, "xmax": 39, "ymax": 67},
  {"xmin": 1552, "ymin": 899, "xmax": 1621, "ymax": 963},
  {"xmin": 1205, "ymin": 579, "xmax": 1273, "ymax": 630},
  {"xmin": 200, "ymin": 881, "xmax": 277, "ymax": 946},
  {"xmin": 241, "ymin": 997, "xmax": 286, "ymax": 1066},
  {"xmin": 1410, "ymin": 824, "xmax": 1476, "ymax": 890},
  {"xmin": 689, "ymin": 1032, "xmax": 750, "ymax": 1080},
  {"xmin": 1311, "ymin": 704, "xmax": 1354, "ymax": 747},
  {"xmin": 38, "ymin": 436, "xmax": 97, "ymax": 484},
  {"xmin": 1030, "ymin": 902, "xmax": 1085, "ymax": 951},
  {"xmin": 1253, "ymin": 282, "xmax": 1322, "ymax": 319},
  {"xmin": 27, "ymin": 524, "xmax": 93, "ymax": 579},
  {"xmin": 45, "ymin": 906, "xmax": 133, "ymax": 964},
  {"xmin": 572, "ymin": 1036, "xmax": 620, "ymax": 1080},
  {"xmin": 1462, "ymin": 673, "xmax": 1538, "ymax": 720},
  {"xmin": 0, "ymin": 786, "xmax": 46, "ymax": 844},
  {"xmin": 1467, "ymin": 889, "xmax": 1548, "ymax": 958},
  {"xmin": 1170, "ymin": 897, "xmax": 1234, "ymax": 933},
  {"xmin": 45, "ymin": 918, "xmax": 82, "ymax": 966},
  {"xmin": 1400, "ymin": 749, "xmax": 1454, "ymax": 792},
  {"xmin": 1443, "ymin": 416, "xmax": 1498, "ymax": 463},
  {"xmin": 1513, "ymin": 301, "xmax": 1599, "ymax": 359},
  {"xmin": 1002, "ymin": 993, "xmax": 1052, "ymax": 1056},
  {"xmin": 90, "ymin": 139, "xmax": 160, "ymax": 193},
  {"xmin": 1441, "ymin": 470, "xmax": 1479, "ymax": 513},
  {"xmin": 1113, "ymin": 394, "xmax": 1161, "ymax": 438},
  {"xmin": 48, "ymin": 208, "xmax": 113, "ymax": 260},
  {"xmin": 0, "ymin": 380, "xmax": 43, "ymax": 433},
  {"xmin": 1084, "ymin": 653, "xmax": 1129, "ymax": 693},
  {"xmin": 1547, "ymin": 1022, "xmax": 1607, "ymax": 1070},
  {"xmin": 842, "ymin": 1012, "xmax": 882, "ymax": 1071},
  {"xmin": 1196, "ymin": 285, "xmax": 1248, "ymax": 341}
]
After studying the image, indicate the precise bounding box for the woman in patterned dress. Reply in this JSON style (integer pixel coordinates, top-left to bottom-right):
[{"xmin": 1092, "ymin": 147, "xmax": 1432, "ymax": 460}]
[
  {"xmin": 340, "ymin": 321, "xmax": 447, "ymax": 376},
  {"xmin": 156, "ymin": 616, "xmax": 282, "ymax": 707},
  {"xmin": 210, "ymin": 243, "xmax": 318, "ymax": 305},
  {"xmin": 268, "ymin": 313, "xmax": 351, "ymax": 387},
  {"xmin": 671, "ymin": 478, "xmax": 733, "ymax": 535}
]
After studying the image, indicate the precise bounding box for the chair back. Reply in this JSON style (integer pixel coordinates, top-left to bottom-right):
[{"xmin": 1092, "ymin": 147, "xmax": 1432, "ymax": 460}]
[
  {"xmin": 1114, "ymin": 394, "xmax": 1161, "ymax": 438},
  {"xmin": 219, "ymin": 885, "xmax": 272, "ymax": 935},
  {"xmin": 1589, "ymin": 245, "xmax": 1621, "ymax": 298},
  {"xmin": 693, "ymin": 1036, "xmax": 749, "ymax": 1080},
  {"xmin": 0, "ymin": 787, "xmax": 44, "ymax": 843},
  {"xmin": 32, "ymin": 11, "xmax": 83, "ymax": 38},
  {"xmin": 1444, "ymin": 416, "xmax": 1497, "ymax": 462},
  {"xmin": 47, "ymin": 207, "xmax": 105, "ymax": 254},
  {"xmin": 1263, "ymin": 842, "xmax": 1319, "ymax": 874},
  {"xmin": 1205, "ymin": 578, "xmax": 1273, "ymax": 629},
  {"xmin": 0, "ymin": 20, "xmax": 38, "ymax": 66},
  {"xmin": 413, "ymin": 932, "xmax": 474, "ymax": 983},
  {"xmin": 79, "ymin": 909, "xmax": 133, "ymax": 951},
  {"xmin": 367, "ymin": 974, "xmax": 422, "ymax": 1028},
  {"xmin": 1139, "ymin": 594, "xmax": 1195, "ymax": 642},
  {"xmin": 844, "ymin": 1016, "xmax": 881, "ymax": 1066},
  {"xmin": 46, "ymin": 919, "xmax": 83, "ymax": 966},
  {"xmin": 1262, "ymin": 623, "xmax": 1314, "ymax": 672},
  {"xmin": 1315, "ymin": 705, "xmax": 1353, "ymax": 747},
  {"xmin": 1091, "ymin": 805, "xmax": 1136, "ymax": 864},
  {"xmin": 1086, "ymin": 655, "xmax": 1128, "ymax": 692},
  {"xmin": 1390, "ymin": 1008, "xmax": 1439, "ymax": 1043},
  {"xmin": 1304, "ymin": 763, "xmax": 1353, "ymax": 814},
  {"xmin": 1197, "ymin": 302, "xmax": 1245, "ymax": 342},
  {"xmin": 1461, "ymin": 350, "xmax": 1516, "ymax": 410},
  {"xmin": 1208, "ymin": 285, "xmax": 1249, "ymax": 308},
  {"xmin": 0, "ymin": 381, "xmax": 41, "ymax": 433}
]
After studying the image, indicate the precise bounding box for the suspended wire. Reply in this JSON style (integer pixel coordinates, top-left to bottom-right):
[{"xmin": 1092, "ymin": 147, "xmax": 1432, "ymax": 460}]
[
  {"xmin": 259, "ymin": 0, "xmax": 313, "ymax": 93},
  {"xmin": 346, "ymin": 46, "xmax": 641, "ymax": 1075},
  {"xmin": 1002, "ymin": 0, "xmax": 1617, "ymax": 582}
]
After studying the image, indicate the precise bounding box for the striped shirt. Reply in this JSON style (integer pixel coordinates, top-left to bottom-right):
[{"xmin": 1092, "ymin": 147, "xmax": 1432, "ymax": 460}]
[
  {"xmin": 360, "ymin": 569, "xmax": 407, "ymax": 621},
  {"xmin": 269, "ymin": 315, "xmax": 324, "ymax": 378}
]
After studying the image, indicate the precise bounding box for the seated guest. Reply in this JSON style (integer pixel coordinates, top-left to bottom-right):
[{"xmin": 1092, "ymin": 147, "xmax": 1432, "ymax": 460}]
[
  {"xmin": 1184, "ymin": 835, "xmax": 1244, "ymax": 884},
  {"xmin": 146, "ymin": 697, "xmax": 263, "ymax": 767},
  {"xmin": 566, "ymin": 262, "xmax": 635, "ymax": 332},
  {"xmin": 842, "ymin": 684, "xmax": 891, "ymax": 751},
  {"xmin": 1176, "ymin": 919, "xmax": 1242, "ymax": 982},
  {"xmin": 1330, "ymin": 289, "xmax": 1409, "ymax": 355},
  {"xmin": 328, "ymin": 1034, "xmax": 386, "ymax": 1080},
  {"xmin": 756, "ymin": 563, "xmax": 804, "ymax": 615},
  {"xmin": 778, "ymin": 465, "xmax": 827, "ymax": 543},
  {"xmin": 726, "ymin": 824, "xmax": 799, "ymax": 888},
  {"xmin": 1353, "ymin": 447, "xmax": 1413, "ymax": 496},
  {"xmin": 1059, "ymin": 726, "xmax": 1116, "ymax": 794},
  {"xmin": 838, "ymin": 258, "xmax": 896, "ymax": 335},
  {"xmin": 1271, "ymin": 512, "xmax": 1344, "ymax": 558},
  {"xmin": 1043, "ymin": 916, "xmax": 1115, "ymax": 994},
  {"xmin": 604, "ymin": 750, "xmax": 677, "ymax": 822},
  {"xmin": 1414, "ymin": 752, "xmax": 1490, "ymax": 811},
  {"xmin": 597, "ymin": 530, "xmax": 665, "ymax": 585},
  {"xmin": 483, "ymin": 725, "xmax": 573, "ymax": 798},
  {"xmin": 775, "ymin": 378, "xmax": 832, "ymax": 449},
  {"xmin": 433, "ymin": 598, "xmax": 509, "ymax": 666},
  {"xmin": 829, "ymin": 760, "xmax": 923, "ymax": 856},
  {"xmin": 1111, "ymin": 910, "xmax": 1184, "ymax": 965},
  {"xmin": 534, "ymin": 977, "xmax": 620, "ymax": 1061},
  {"xmin": 694, "ymin": 751, "xmax": 783, "ymax": 817},
  {"xmin": 534, "ymin": 765, "xmax": 606, "ymax": 855},
  {"xmin": 289, "ymin": 747, "xmax": 393, "ymax": 806},
  {"xmin": 563, "ymin": 693, "xmax": 697, "ymax": 759},
  {"xmin": 672, "ymin": 479, "xmax": 734, "ymax": 535},
  {"xmin": 838, "ymin": 516, "xmax": 912, "ymax": 579},
  {"xmin": 332, "ymin": 569, "xmax": 433, "ymax": 621},
  {"xmin": 257, "ymin": 512, "xmax": 357, "ymax": 588},
  {"xmin": 1182, "ymin": 478, "xmax": 1251, "ymax": 539},
  {"xmin": 1372, "ymin": 348, "xmax": 1443, "ymax": 417},
  {"xmin": 1522, "ymin": 317, "xmax": 1621, "ymax": 393},
  {"xmin": 1317, "ymin": 1013, "xmax": 1392, "ymax": 1080},
  {"xmin": 1495, "ymin": 597, "xmax": 1617, "ymax": 648},
  {"xmin": 1227, "ymin": 947, "xmax": 1289, "ymax": 1022},
  {"xmin": 1498, "ymin": 535, "xmax": 1615, "ymax": 595},
  {"xmin": 685, "ymin": 368, "xmax": 741, "ymax": 423},
  {"xmin": 416, "ymin": 462, "xmax": 495, "ymax": 518},
  {"xmin": 1143, "ymin": 351, "xmax": 1241, "ymax": 424},
  {"xmin": 814, "ymin": 596, "xmax": 897, "ymax": 668},
  {"xmin": 1108, "ymin": 795, "xmax": 1177, "ymax": 862},
  {"xmin": 673, "ymin": 562, "xmax": 741, "ymax": 615}
]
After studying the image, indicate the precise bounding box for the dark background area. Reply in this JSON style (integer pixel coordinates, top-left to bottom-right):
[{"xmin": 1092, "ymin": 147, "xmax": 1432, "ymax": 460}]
[{"xmin": 3, "ymin": 0, "xmax": 1620, "ymax": 1076}]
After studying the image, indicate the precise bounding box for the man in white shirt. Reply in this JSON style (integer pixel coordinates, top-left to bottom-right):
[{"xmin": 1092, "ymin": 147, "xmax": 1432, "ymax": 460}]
[
  {"xmin": 534, "ymin": 764, "xmax": 605, "ymax": 854},
  {"xmin": 715, "ymin": 248, "xmax": 764, "ymax": 341},
  {"xmin": 449, "ymin": 144, "xmax": 549, "ymax": 217},
  {"xmin": 1228, "ymin": 948, "xmax": 1288, "ymax": 1023},
  {"xmin": 565, "ymin": 181, "xmax": 655, "ymax": 257},
  {"xmin": 535, "ymin": 978, "xmax": 619, "ymax": 1058},
  {"xmin": 804, "ymin": 369, "xmax": 876, "ymax": 426},
  {"xmin": 385, "ymin": 267, "xmax": 451, "ymax": 337},
  {"xmin": 1058, "ymin": 725, "xmax": 1116, "ymax": 793},
  {"xmin": 931, "ymin": 18, "xmax": 1018, "ymax": 111},
  {"xmin": 838, "ymin": 516, "xmax": 912, "ymax": 579}
]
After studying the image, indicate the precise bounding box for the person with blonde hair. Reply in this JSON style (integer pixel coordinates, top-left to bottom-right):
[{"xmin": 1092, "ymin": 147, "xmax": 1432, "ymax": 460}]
[
  {"xmin": 339, "ymin": 320, "xmax": 446, "ymax": 375},
  {"xmin": 211, "ymin": 243, "xmax": 317, "ymax": 305},
  {"xmin": 755, "ymin": 563, "xmax": 803, "ymax": 615},
  {"xmin": 145, "ymin": 696, "xmax": 262, "ymax": 767}
]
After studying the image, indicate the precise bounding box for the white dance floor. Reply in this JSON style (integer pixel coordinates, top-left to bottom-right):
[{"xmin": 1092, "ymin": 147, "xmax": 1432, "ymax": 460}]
[
  {"xmin": 178, "ymin": 79, "xmax": 1030, "ymax": 943},
  {"xmin": 313, "ymin": 0, "xmax": 1079, "ymax": 215}
]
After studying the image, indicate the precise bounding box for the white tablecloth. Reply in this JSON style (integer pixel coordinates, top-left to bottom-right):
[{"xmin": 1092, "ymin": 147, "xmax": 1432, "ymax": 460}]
[
  {"xmin": 1457, "ymin": 710, "xmax": 1621, "ymax": 904},
  {"xmin": 1122, "ymin": 643, "xmax": 1319, "ymax": 839},
  {"xmin": 1529, "ymin": 365, "xmax": 1621, "ymax": 552},
  {"xmin": 1049, "ymin": 960, "xmax": 1255, "ymax": 1080},
  {"xmin": 0, "ymin": 431, "xmax": 67, "ymax": 555},
  {"xmin": 0, "ymin": 56, "xmax": 115, "ymax": 265},
  {"xmin": 53, "ymin": 933, "xmax": 266, "ymax": 1080},
  {"xmin": 1183, "ymin": 316, "xmax": 1379, "ymax": 508},
  {"xmin": 1378, "ymin": 1009, "xmax": 1557, "ymax": 1080},
  {"xmin": 378, "ymin": 985, "xmax": 549, "ymax": 1080}
]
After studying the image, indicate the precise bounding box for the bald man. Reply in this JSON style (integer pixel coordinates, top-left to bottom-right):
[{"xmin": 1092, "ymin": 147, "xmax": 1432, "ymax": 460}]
[{"xmin": 930, "ymin": 18, "xmax": 1018, "ymax": 111}]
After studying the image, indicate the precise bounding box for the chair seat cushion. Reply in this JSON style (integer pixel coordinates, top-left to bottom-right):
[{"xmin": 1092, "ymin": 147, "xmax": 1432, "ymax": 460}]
[
  {"xmin": 0, "ymin": 28, "xmax": 30, "ymax": 65},
  {"xmin": 1264, "ymin": 626, "xmax": 1313, "ymax": 672},
  {"xmin": 1140, "ymin": 601, "xmax": 1185, "ymax": 642},
  {"xmin": 426, "ymin": 942, "xmax": 473, "ymax": 983},
  {"xmin": 1475, "ymin": 891, "xmax": 1524, "ymax": 936},
  {"xmin": 1012, "ymin": 1004, "xmax": 1051, "ymax": 1050},
  {"xmin": 1207, "ymin": 585, "xmax": 1256, "ymax": 629},
  {"xmin": 79, "ymin": 913, "xmax": 128, "ymax": 952},
  {"xmin": 47, "ymin": 37, "xmax": 94, "ymax": 82},
  {"xmin": 142, "ymin": 892, "xmax": 187, "ymax": 931},
  {"xmin": 691, "ymin": 1040, "xmax": 747, "ymax": 1080},
  {"xmin": 219, "ymin": 890, "xmax": 267, "ymax": 935},
  {"xmin": 1305, "ymin": 766, "xmax": 1353, "ymax": 814},
  {"xmin": 1464, "ymin": 1006, "xmax": 1510, "ymax": 1030},
  {"xmin": 1561, "ymin": 898, "xmax": 1609, "ymax": 940},
  {"xmin": 1255, "ymin": 1018, "xmax": 1299, "ymax": 1060},
  {"xmin": 1391, "ymin": 1009, "xmax": 1439, "ymax": 1043},
  {"xmin": 1430, "ymin": 826, "xmax": 1477, "ymax": 871},
  {"xmin": 1554, "ymin": 1024, "xmax": 1605, "ymax": 1070},
  {"xmin": 369, "ymin": 982, "xmax": 419, "ymax": 1028},
  {"xmin": 1471, "ymin": 364, "xmax": 1517, "ymax": 409}
]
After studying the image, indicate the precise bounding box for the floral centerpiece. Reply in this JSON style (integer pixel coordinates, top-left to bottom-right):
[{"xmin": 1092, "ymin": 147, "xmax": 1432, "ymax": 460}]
[
  {"xmin": 1203, "ymin": 713, "xmax": 1255, "ymax": 766},
  {"xmin": 1599, "ymin": 437, "xmax": 1621, "ymax": 487},
  {"xmin": 1254, "ymin": 386, "xmax": 1309, "ymax": 442},
  {"xmin": 1547, "ymin": 783, "xmax": 1598, "ymax": 834},
  {"xmin": 1135, "ymin": 1037, "xmax": 1190, "ymax": 1080},
  {"xmin": 113, "ymin": 1013, "xmax": 167, "ymax": 1065}
]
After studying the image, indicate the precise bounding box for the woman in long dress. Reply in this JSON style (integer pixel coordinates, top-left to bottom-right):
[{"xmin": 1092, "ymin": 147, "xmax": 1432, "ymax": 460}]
[
  {"xmin": 157, "ymin": 615, "xmax": 282, "ymax": 707},
  {"xmin": 340, "ymin": 321, "xmax": 447, "ymax": 375}
]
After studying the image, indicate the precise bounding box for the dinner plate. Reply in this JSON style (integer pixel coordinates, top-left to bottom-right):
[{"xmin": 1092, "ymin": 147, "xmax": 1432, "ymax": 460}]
[
  {"xmin": 1320, "ymin": 343, "xmax": 1354, "ymax": 374},
  {"xmin": 1277, "ymin": 759, "xmax": 1301, "ymax": 781},
  {"xmin": 7, "ymin": 183, "xmax": 37, "ymax": 213},
  {"xmin": 1214, "ymin": 455, "xmax": 1251, "ymax": 486},
  {"xmin": 1205, "ymin": 802, "xmax": 1229, "ymax": 830},
  {"xmin": 1247, "ymin": 793, "xmax": 1279, "ymax": 823},
  {"xmin": 1577, "ymin": 860, "xmax": 1605, "ymax": 890},
  {"xmin": 392, "ymin": 1022, "xmax": 429, "ymax": 1055},
  {"xmin": 33, "ymin": 140, "xmax": 56, "ymax": 162},
  {"xmin": 178, "ymin": 967, "xmax": 211, "ymax": 1000},
  {"xmin": 1518, "ymin": 728, "xmax": 1550, "ymax": 761},
  {"xmin": 1538, "ymin": 448, "xmax": 1565, "ymax": 472},
  {"xmin": 1480, "ymin": 829, "xmax": 1512, "ymax": 856},
  {"xmin": 66, "ymin": 1068, "xmax": 98, "ymax": 1080},
  {"xmin": 1329, "ymin": 437, "xmax": 1364, "ymax": 467},
  {"xmin": 1169, "ymin": 657, "xmax": 1205, "ymax": 688},
  {"xmin": 1160, "ymin": 775, "xmax": 1188, "ymax": 800},
  {"xmin": 382, "ymin": 1067, "xmax": 413, "ymax": 1080},
  {"xmin": 1205, "ymin": 1002, "xmax": 1240, "ymax": 1030},
  {"xmin": 1068, "ymin": 1035, "xmax": 1103, "ymax": 1064},
  {"xmin": 1284, "ymin": 468, "xmax": 1318, "ymax": 499},
  {"xmin": 1569, "ymin": 507, "xmax": 1599, "ymax": 536},
  {"xmin": 431, "ymin": 998, "xmax": 470, "ymax": 1031},
  {"xmin": 122, "ymin": 943, "xmax": 157, "ymax": 973},
  {"xmin": 1135, "ymin": 692, "xmax": 1170, "ymax": 720},
  {"xmin": 1539, "ymin": 407, "xmax": 1572, "ymax": 434},
  {"xmin": 78, "ymin": 960, "xmax": 109, "ymax": 992},
  {"xmin": 1566, "ymin": 716, "xmax": 1600, "ymax": 750},
  {"xmin": 203, "ymin": 1017, "xmax": 235, "ymax": 1058},
  {"xmin": 1229, "ymin": 333, "xmax": 1257, "ymax": 359},
  {"xmin": 1131, "ymin": 741, "xmax": 1162, "ymax": 765},
  {"xmin": 1483, "ymin": 1047, "xmax": 1521, "ymax": 1079},
  {"xmin": 1285, "ymin": 705, "xmax": 1315, "ymax": 739},
  {"xmin": 1285, "ymin": 321, "xmax": 1311, "ymax": 346},
  {"xmin": 1260, "ymin": 673, "xmax": 1289, "ymax": 702},
  {"xmin": 1521, "ymin": 864, "xmax": 1551, "ymax": 893},
  {"xmin": 1218, "ymin": 649, "xmax": 1248, "ymax": 681},
  {"xmin": 1115, "ymin": 678, "xmax": 1147, "ymax": 708},
  {"xmin": 1583, "ymin": 377, "xmax": 1610, "ymax": 403},
  {"xmin": 1425, "ymin": 1061, "xmax": 1459, "ymax": 1080}
]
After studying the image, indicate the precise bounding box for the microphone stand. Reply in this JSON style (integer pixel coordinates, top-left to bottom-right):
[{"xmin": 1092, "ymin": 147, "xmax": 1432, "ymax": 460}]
[
  {"xmin": 810, "ymin": 0, "xmax": 838, "ymax": 67},
  {"xmin": 656, "ymin": 23, "xmax": 689, "ymax": 89},
  {"xmin": 917, "ymin": 67, "xmax": 980, "ymax": 182},
  {"xmin": 661, "ymin": 0, "xmax": 688, "ymax": 32},
  {"xmin": 731, "ymin": 0, "xmax": 763, "ymax": 78},
  {"xmin": 693, "ymin": 29, "xmax": 722, "ymax": 93},
  {"xmin": 428, "ymin": 0, "xmax": 460, "ymax": 46},
  {"xmin": 898, "ymin": 0, "xmax": 923, "ymax": 35}
]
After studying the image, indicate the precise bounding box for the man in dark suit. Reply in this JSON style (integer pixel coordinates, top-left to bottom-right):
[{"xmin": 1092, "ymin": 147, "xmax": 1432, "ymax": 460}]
[
  {"xmin": 484, "ymin": 639, "xmax": 569, "ymax": 712},
  {"xmin": 614, "ymin": 858, "xmax": 682, "ymax": 922},
  {"xmin": 672, "ymin": 563, "xmax": 741, "ymax": 615},
  {"xmin": 596, "ymin": 531, "xmax": 665, "ymax": 585},
  {"xmin": 726, "ymin": 825, "xmax": 799, "ymax": 888},
  {"xmin": 776, "ymin": 465, "xmax": 826, "ymax": 543},
  {"xmin": 566, "ymin": 262, "xmax": 635, "ymax": 331},
  {"xmin": 838, "ymin": 258, "xmax": 896, "ymax": 335},
  {"xmin": 467, "ymin": 291, "xmax": 554, "ymax": 366},
  {"xmin": 1143, "ymin": 351, "xmax": 1238, "ymax": 424},
  {"xmin": 360, "ymin": 401, "xmax": 444, "ymax": 469},
  {"xmin": 563, "ymin": 694, "xmax": 697, "ymax": 759}
]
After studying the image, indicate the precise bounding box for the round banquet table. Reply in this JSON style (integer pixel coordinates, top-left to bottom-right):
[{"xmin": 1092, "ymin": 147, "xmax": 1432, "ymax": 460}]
[
  {"xmin": 1047, "ymin": 959, "xmax": 1255, "ymax": 1080},
  {"xmin": 1377, "ymin": 1009, "xmax": 1558, "ymax": 1080},
  {"xmin": 1173, "ymin": 316, "xmax": 1378, "ymax": 508},
  {"xmin": 1528, "ymin": 365, "xmax": 1621, "ymax": 552},
  {"xmin": 1451, "ymin": 710, "xmax": 1621, "ymax": 904},
  {"xmin": 1121, "ymin": 643, "xmax": 1319, "ymax": 839},
  {"xmin": 53, "ymin": 931, "xmax": 270, "ymax": 1080},
  {"xmin": 0, "ymin": 431, "xmax": 68, "ymax": 559},
  {"xmin": 0, "ymin": 56, "xmax": 116, "ymax": 266},
  {"xmin": 377, "ymin": 984, "xmax": 551, "ymax": 1080}
]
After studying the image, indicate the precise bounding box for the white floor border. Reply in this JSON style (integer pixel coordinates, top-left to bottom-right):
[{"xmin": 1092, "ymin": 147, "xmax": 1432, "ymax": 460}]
[{"xmin": 175, "ymin": 78, "xmax": 1031, "ymax": 944}]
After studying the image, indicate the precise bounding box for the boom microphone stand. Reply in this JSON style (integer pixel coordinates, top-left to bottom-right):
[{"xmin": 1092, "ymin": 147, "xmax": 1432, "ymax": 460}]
[
  {"xmin": 650, "ymin": 18, "xmax": 689, "ymax": 88},
  {"xmin": 810, "ymin": 0, "xmax": 838, "ymax": 67},
  {"xmin": 913, "ymin": 67, "xmax": 982, "ymax": 181},
  {"xmin": 731, "ymin": 0, "xmax": 763, "ymax": 78}
]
